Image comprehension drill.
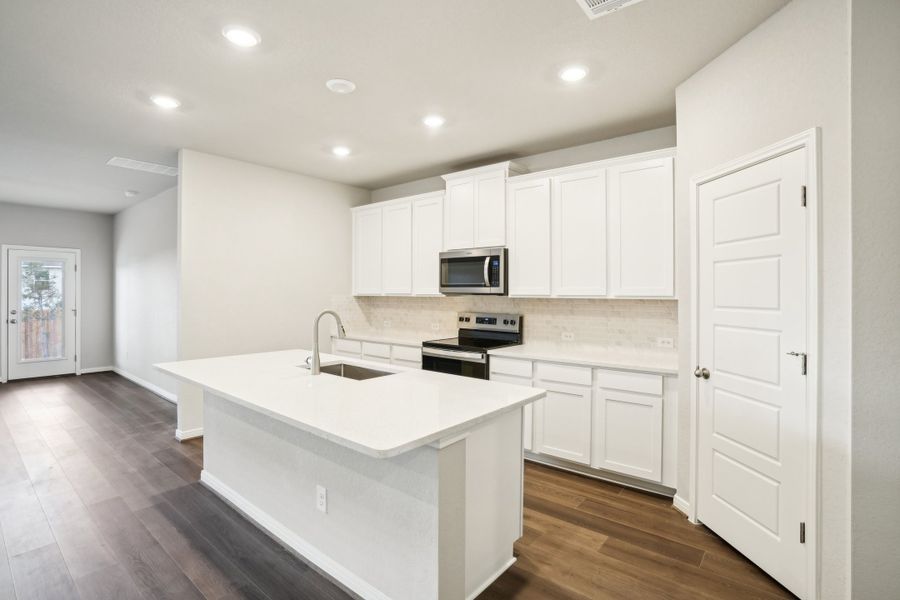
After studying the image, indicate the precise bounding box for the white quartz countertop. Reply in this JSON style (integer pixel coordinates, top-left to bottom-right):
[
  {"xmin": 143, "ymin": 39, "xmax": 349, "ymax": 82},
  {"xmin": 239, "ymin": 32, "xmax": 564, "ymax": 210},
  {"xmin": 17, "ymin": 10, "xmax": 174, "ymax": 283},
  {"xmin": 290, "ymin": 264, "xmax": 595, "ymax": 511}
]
[
  {"xmin": 489, "ymin": 343, "xmax": 679, "ymax": 375},
  {"xmin": 331, "ymin": 332, "xmax": 433, "ymax": 346},
  {"xmin": 156, "ymin": 350, "xmax": 543, "ymax": 459}
]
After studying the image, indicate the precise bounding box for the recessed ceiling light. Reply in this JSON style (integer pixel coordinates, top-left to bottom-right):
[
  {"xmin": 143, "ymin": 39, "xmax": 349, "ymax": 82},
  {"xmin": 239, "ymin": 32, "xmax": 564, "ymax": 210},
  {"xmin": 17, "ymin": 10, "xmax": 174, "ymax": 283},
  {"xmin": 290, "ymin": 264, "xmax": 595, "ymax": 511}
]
[
  {"xmin": 558, "ymin": 65, "xmax": 588, "ymax": 82},
  {"xmin": 124, "ymin": 189, "xmax": 140, "ymax": 198},
  {"xmin": 332, "ymin": 146, "xmax": 351, "ymax": 157},
  {"xmin": 150, "ymin": 94, "xmax": 181, "ymax": 110},
  {"xmin": 326, "ymin": 79, "xmax": 356, "ymax": 94},
  {"xmin": 222, "ymin": 26, "xmax": 261, "ymax": 48},
  {"xmin": 423, "ymin": 114, "xmax": 446, "ymax": 129}
]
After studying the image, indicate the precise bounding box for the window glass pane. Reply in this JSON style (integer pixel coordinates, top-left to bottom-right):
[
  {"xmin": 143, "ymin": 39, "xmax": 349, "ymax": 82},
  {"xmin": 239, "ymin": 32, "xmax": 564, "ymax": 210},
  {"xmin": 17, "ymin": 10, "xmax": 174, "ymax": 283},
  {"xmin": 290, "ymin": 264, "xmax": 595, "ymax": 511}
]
[{"xmin": 19, "ymin": 260, "xmax": 65, "ymax": 360}]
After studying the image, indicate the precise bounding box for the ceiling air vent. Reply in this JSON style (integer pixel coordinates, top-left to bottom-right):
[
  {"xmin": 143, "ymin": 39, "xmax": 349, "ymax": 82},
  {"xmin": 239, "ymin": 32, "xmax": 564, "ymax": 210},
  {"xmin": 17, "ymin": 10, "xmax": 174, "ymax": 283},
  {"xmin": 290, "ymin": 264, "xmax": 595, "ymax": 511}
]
[
  {"xmin": 106, "ymin": 156, "xmax": 178, "ymax": 177},
  {"xmin": 575, "ymin": 0, "xmax": 646, "ymax": 20}
]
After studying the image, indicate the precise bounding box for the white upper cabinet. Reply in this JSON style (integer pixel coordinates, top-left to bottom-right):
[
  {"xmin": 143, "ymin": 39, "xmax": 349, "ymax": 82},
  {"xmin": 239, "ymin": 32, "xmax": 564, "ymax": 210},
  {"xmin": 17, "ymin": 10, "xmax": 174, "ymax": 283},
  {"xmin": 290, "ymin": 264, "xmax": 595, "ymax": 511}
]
[
  {"xmin": 352, "ymin": 205, "xmax": 383, "ymax": 295},
  {"xmin": 411, "ymin": 193, "xmax": 444, "ymax": 295},
  {"xmin": 507, "ymin": 178, "xmax": 551, "ymax": 296},
  {"xmin": 608, "ymin": 157, "xmax": 674, "ymax": 297},
  {"xmin": 443, "ymin": 177, "xmax": 476, "ymax": 250},
  {"xmin": 442, "ymin": 162, "xmax": 524, "ymax": 250},
  {"xmin": 474, "ymin": 171, "xmax": 507, "ymax": 247},
  {"xmin": 551, "ymin": 168, "xmax": 607, "ymax": 297},
  {"xmin": 381, "ymin": 200, "xmax": 413, "ymax": 294}
]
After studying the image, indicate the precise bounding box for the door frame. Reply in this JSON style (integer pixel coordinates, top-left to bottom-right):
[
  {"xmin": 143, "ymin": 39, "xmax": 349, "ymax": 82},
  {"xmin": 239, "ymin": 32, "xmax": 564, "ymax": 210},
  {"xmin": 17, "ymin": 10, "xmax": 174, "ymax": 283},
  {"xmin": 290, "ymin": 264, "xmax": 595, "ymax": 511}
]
[
  {"xmin": 688, "ymin": 128, "xmax": 820, "ymax": 598},
  {"xmin": 0, "ymin": 245, "xmax": 82, "ymax": 383}
]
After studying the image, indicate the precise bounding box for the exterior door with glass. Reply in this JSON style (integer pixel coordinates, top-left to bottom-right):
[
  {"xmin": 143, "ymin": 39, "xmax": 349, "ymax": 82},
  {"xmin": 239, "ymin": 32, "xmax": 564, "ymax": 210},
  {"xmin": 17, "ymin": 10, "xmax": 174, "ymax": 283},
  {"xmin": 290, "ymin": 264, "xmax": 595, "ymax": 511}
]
[{"xmin": 5, "ymin": 248, "xmax": 78, "ymax": 380}]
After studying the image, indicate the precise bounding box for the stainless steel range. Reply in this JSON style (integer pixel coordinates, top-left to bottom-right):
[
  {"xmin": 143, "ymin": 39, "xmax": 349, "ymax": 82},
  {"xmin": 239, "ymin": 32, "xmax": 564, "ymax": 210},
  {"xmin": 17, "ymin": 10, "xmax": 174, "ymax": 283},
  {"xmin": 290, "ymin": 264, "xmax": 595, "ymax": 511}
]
[{"xmin": 422, "ymin": 312, "xmax": 523, "ymax": 379}]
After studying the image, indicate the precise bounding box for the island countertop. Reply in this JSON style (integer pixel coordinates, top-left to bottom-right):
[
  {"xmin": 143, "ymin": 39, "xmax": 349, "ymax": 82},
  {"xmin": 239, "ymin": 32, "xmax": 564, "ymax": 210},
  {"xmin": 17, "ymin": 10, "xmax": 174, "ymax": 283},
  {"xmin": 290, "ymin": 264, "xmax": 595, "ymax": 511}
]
[{"xmin": 156, "ymin": 349, "xmax": 544, "ymax": 459}]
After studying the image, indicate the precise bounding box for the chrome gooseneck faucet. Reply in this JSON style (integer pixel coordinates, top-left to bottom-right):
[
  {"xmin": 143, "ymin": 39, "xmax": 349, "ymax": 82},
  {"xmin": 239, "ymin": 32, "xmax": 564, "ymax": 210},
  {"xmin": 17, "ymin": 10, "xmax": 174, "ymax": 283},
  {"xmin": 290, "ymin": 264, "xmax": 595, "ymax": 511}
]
[{"xmin": 310, "ymin": 310, "xmax": 346, "ymax": 375}]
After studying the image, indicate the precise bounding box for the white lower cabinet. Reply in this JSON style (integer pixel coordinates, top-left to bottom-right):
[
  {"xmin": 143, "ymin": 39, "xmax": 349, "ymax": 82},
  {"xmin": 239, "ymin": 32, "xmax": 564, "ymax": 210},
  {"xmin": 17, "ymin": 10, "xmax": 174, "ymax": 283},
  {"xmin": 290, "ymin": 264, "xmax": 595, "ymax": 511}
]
[
  {"xmin": 489, "ymin": 372, "xmax": 534, "ymax": 451},
  {"xmin": 592, "ymin": 389, "xmax": 663, "ymax": 482},
  {"xmin": 533, "ymin": 380, "xmax": 592, "ymax": 465}
]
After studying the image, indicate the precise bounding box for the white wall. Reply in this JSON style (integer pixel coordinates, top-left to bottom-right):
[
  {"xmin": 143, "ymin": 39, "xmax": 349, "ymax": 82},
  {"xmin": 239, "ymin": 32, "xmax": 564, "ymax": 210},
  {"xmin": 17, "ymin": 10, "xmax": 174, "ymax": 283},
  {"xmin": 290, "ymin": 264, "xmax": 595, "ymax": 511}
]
[
  {"xmin": 113, "ymin": 186, "xmax": 178, "ymax": 399},
  {"xmin": 674, "ymin": 0, "xmax": 851, "ymax": 596},
  {"xmin": 370, "ymin": 126, "xmax": 676, "ymax": 202},
  {"xmin": 0, "ymin": 201, "xmax": 114, "ymax": 371},
  {"xmin": 850, "ymin": 1, "xmax": 900, "ymax": 597},
  {"xmin": 177, "ymin": 150, "xmax": 370, "ymax": 435}
]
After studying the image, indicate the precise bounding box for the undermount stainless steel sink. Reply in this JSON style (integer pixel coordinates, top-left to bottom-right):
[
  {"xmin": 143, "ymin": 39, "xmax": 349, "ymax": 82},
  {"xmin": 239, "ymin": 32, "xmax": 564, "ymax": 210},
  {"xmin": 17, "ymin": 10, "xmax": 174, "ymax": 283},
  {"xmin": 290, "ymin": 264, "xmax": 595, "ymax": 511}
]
[{"xmin": 319, "ymin": 363, "xmax": 392, "ymax": 380}]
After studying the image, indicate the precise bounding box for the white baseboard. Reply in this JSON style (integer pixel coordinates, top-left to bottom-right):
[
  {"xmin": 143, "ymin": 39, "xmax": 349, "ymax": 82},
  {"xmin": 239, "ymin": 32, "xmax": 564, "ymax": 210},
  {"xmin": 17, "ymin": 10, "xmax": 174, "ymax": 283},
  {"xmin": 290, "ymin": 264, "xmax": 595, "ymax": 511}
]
[
  {"xmin": 466, "ymin": 557, "xmax": 516, "ymax": 600},
  {"xmin": 200, "ymin": 470, "xmax": 391, "ymax": 600},
  {"xmin": 113, "ymin": 367, "xmax": 177, "ymax": 404},
  {"xmin": 80, "ymin": 366, "xmax": 114, "ymax": 374},
  {"xmin": 175, "ymin": 427, "xmax": 204, "ymax": 441},
  {"xmin": 673, "ymin": 494, "xmax": 691, "ymax": 517}
]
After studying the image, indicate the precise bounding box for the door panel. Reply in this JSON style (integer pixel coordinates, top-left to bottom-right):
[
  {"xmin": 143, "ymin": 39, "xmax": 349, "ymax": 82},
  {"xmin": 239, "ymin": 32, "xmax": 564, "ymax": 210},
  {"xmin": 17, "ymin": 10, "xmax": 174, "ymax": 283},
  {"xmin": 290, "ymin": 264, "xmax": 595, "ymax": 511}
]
[
  {"xmin": 507, "ymin": 179, "xmax": 551, "ymax": 296},
  {"xmin": 534, "ymin": 381, "xmax": 591, "ymax": 465},
  {"xmin": 474, "ymin": 172, "xmax": 506, "ymax": 247},
  {"xmin": 444, "ymin": 177, "xmax": 475, "ymax": 250},
  {"xmin": 551, "ymin": 169, "xmax": 607, "ymax": 296},
  {"xmin": 697, "ymin": 148, "xmax": 807, "ymax": 597},
  {"xmin": 411, "ymin": 195, "xmax": 443, "ymax": 295},
  {"xmin": 352, "ymin": 206, "xmax": 383, "ymax": 295},
  {"xmin": 381, "ymin": 201, "xmax": 412, "ymax": 294},
  {"xmin": 608, "ymin": 157, "xmax": 674, "ymax": 296},
  {"xmin": 7, "ymin": 249, "xmax": 77, "ymax": 380}
]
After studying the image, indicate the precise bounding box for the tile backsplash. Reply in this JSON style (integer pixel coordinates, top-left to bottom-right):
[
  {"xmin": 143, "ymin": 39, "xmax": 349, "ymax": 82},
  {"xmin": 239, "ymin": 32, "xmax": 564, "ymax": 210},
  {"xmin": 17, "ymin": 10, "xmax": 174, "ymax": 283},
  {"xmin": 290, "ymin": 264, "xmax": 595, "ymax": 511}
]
[{"xmin": 330, "ymin": 295, "xmax": 678, "ymax": 350}]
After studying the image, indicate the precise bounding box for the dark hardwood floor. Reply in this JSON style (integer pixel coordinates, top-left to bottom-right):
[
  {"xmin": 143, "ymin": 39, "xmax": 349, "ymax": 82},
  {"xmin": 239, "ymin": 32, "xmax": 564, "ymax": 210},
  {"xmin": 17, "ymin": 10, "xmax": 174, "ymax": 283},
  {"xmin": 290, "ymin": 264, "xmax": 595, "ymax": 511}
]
[{"xmin": 0, "ymin": 373, "xmax": 794, "ymax": 600}]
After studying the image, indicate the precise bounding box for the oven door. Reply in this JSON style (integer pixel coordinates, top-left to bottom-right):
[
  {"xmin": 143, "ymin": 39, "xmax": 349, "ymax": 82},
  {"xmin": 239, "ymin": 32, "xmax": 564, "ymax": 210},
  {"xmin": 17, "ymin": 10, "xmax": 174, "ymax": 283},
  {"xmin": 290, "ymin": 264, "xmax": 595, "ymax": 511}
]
[
  {"xmin": 421, "ymin": 347, "xmax": 489, "ymax": 379},
  {"xmin": 439, "ymin": 248, "xmax": 506, "ymax": 295}
]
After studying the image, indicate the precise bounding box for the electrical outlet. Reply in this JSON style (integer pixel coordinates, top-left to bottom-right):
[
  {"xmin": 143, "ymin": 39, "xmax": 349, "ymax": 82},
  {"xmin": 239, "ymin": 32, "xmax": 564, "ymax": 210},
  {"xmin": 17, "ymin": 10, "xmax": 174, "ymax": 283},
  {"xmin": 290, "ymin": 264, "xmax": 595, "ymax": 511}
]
[
  {"xmin": 431, "ymin": 322, "xmax": 440, "ymax": 331},
  {"xmin": 656, "ymin": 337, "xmax": 675, "ymax": 349},
  {"xmin": 316, "ymin": 485, "xmax": 327, "ymax": 513},
  {"xmin": 382, "ymin": 320, "xmax": 391, "ymax": 329},
  {"xmin": 561, "ymin": 332, "xmax": 575, "ymax": 342}
]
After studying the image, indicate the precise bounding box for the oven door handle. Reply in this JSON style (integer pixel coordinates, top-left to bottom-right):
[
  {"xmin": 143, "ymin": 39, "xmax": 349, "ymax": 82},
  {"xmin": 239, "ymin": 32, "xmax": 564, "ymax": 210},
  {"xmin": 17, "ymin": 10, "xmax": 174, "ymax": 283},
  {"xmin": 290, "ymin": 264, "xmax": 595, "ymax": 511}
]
[
  {"xmin": 422, "ymin": 347, "xmax": 487, "ymax": 364},
  {"xmin": 483, "ymin": 257, "xmax": 491, "ymax": 287}
]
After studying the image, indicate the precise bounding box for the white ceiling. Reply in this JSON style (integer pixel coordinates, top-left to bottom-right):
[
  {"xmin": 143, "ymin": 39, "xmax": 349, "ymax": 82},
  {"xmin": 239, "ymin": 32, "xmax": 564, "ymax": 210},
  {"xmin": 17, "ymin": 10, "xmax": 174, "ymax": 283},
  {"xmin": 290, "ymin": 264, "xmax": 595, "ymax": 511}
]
[{"xmin": 0, "ymin": 0, "xmax": 787, "ymax": 213}]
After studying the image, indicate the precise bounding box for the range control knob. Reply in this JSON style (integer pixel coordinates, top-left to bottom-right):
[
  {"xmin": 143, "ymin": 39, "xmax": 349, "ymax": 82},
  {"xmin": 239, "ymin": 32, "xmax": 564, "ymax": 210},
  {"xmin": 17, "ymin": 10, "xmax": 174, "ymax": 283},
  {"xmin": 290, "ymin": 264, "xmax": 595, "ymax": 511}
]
[
  {"xmin": 458, "ymin": 317, "xmax": 464, "ymax": 322},
  {"xmin": 503, "ymin": 319, "xmax": 509, "ymax": 325},
  {"xmin": 464, "ymin": 317, "xmax": 470, "ymax": 322}
]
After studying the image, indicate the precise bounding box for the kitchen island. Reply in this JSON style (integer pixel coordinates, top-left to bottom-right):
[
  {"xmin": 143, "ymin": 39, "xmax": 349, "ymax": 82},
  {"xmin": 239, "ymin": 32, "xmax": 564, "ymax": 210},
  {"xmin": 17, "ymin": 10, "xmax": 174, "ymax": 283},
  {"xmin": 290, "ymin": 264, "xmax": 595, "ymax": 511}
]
[{"xmin": 156, "ymin": 349, "xmax": 544, "ymax": 600}]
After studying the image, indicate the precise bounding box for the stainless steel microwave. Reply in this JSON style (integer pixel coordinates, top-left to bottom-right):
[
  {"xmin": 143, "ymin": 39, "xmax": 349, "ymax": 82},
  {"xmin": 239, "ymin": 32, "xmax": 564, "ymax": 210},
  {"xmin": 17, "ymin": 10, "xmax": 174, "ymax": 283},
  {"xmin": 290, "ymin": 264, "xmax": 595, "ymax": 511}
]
[{"xmin": 439, "ymin": 247, "xmax": 507, "ymax": 295}]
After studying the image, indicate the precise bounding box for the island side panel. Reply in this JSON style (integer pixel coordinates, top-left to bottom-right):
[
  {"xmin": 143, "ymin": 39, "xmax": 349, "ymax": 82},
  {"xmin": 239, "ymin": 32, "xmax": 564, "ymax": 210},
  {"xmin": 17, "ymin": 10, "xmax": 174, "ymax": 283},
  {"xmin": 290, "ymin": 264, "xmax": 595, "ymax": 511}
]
[
  {"xmin": 201, "ymin": 391, "xmax": 443, "ymax": 600},
  {"xmin": 463, "ymin": 407, "xmax": 523, "ymax": 598}
]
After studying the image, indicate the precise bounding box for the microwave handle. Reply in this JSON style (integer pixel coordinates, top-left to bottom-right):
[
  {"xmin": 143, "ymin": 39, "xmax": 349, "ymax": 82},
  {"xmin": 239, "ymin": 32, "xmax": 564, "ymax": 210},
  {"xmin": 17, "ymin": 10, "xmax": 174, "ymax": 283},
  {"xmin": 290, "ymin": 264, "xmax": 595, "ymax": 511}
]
[{"xmin": 483, "ymin": 257, "xmax": 491, "ymax": 287}]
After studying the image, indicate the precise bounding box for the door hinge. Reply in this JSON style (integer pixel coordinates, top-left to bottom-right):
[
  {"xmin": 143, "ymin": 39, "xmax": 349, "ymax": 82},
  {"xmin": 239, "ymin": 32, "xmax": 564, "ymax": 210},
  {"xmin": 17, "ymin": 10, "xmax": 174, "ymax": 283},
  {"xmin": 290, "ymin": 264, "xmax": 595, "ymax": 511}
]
[
  {"xmin": 801, "ymin": 185, "xmax": 807, "ymax": 207},
  {"xmin": 800, "ymin": 522, "xmax": 806, "ymax": 544}
]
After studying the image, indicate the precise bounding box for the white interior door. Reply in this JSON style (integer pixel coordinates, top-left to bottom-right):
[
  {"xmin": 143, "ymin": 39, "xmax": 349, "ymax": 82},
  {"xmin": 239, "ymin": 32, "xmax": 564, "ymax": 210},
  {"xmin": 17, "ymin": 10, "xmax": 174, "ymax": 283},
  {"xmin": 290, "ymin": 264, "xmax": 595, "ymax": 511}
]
[
  {"xmin": 6, "ymin": 248, "xmax": 78, "ymax": 380},
  {"xmin": 697, "ymin": 148, "xmax": 808, "ymax": 597}
]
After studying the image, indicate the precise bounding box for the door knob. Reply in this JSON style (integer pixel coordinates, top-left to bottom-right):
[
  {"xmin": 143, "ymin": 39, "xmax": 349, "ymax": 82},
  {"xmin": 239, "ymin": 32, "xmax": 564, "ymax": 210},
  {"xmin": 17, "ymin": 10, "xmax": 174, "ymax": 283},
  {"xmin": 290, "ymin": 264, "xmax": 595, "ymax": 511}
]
[
  {"xmin": 9, "ymin": 309, "xmax": 16, "ymax": 315},
  {"xmin": 694, "ymin": 366, "xmax": 710, "ymax": 380},
  {"xmin": 8, "ymin": 318, "xmax": 16, "ymax": 324}
]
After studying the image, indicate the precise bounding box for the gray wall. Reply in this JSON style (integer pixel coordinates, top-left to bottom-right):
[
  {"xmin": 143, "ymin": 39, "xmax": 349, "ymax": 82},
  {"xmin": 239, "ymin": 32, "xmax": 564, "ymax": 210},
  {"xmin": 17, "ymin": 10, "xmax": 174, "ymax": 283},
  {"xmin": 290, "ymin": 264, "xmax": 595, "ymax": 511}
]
[
  {"xmin": 674, "ymin": 0, "xmax": 851, "ymax": 596},
  {"xmin": 0, "ymin": 201, "xmax": 115, "ymax": 370},
  {"xmin": 370, "ymin": 126, "xmax": 676, "ymax": 202},
  {"xmin": 850, "ymin": 0, "xmax": 900, "ymax": 597},
  {"xmin": 114, "ymin": 186, "xmax": 178, "ymax": 398}
]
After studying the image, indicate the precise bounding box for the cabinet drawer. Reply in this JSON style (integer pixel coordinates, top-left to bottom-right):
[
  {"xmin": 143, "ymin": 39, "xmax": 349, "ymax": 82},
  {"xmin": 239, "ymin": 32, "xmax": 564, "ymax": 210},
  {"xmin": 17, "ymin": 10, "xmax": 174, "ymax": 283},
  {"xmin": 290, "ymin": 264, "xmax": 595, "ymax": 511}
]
[
  {"xmin": 594, "ymin": 368, "xmax": 662, "ymax": 396},
  {"xmin": 332, "ymin": 338, "xmax": 362, "ymax": 356},
  {"xmin": 490, "ymin": 357, "xmax": 533, "ymax": 378},
  {"xmin": 392, "ymin": 344, "xmax": 422, "ymax": 364},
  {"xmin": 535, "ymin": 362, "xmax": 592, "ymax": 386},
  {"xmin": 361, "ymin": 341, "xmax": 392, "ymax": 360}
]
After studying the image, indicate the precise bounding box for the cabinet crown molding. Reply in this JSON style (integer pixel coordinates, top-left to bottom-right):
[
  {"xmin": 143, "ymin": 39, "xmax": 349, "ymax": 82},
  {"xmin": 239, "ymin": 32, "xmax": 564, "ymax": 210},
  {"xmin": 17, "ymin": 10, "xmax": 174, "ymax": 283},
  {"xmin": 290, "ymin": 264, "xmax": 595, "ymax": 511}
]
[
  {"xmin": 441, "ymin": 160, "xmax": 527, "ymax": 182},
  {"xmin": 507, "ymin": 147, "xmax": 675, "ymax": 184}
]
